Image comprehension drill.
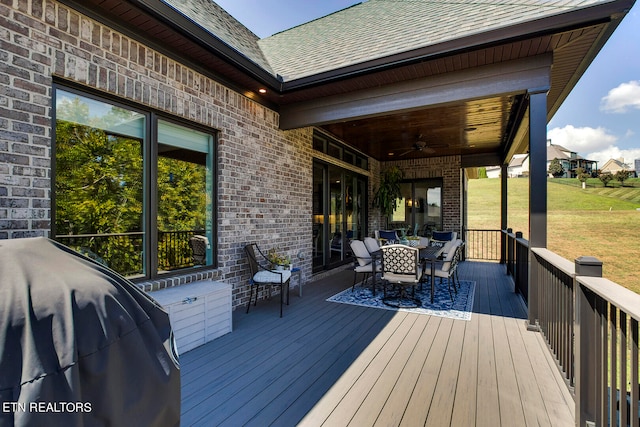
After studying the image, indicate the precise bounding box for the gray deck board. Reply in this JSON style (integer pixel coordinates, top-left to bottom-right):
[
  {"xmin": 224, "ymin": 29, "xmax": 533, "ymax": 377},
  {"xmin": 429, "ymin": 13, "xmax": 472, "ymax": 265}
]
[{"xmin": 180, "ymin": 261, "xmax": 575, "ymax": 426}]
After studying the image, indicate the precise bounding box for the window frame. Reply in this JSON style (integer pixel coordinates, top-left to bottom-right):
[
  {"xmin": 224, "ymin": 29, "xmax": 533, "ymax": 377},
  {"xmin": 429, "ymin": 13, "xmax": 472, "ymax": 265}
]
[{"xmin": 52, "ymin": 82, "xmax": 218, "ymax": 280}]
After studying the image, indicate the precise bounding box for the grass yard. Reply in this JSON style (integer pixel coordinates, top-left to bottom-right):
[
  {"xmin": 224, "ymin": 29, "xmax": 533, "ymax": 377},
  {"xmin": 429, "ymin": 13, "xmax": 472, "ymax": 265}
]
[{"xmin": 467, "ymin": 178, "xmax": 640, "ymax": 294}]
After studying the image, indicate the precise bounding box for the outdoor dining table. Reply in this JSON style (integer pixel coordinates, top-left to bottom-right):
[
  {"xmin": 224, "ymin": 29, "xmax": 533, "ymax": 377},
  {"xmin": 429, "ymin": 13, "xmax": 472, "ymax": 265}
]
[{"xmin": 370, "ymin": 244, "xmax": 444, "ymax": 303}]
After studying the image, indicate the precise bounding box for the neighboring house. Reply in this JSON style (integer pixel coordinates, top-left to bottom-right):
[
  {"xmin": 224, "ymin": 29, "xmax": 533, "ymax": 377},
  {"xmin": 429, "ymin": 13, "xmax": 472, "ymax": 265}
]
[
  {"xmin": 0, "ymin": 0, "xmax": 633, "ymax": 310},
  {"xmin": 601, "ymin": 158, "xmax": 632, "ymax": 174},
  {"xmin": 546, "ymin": 142, "xmax": 597, "ymax": 178},
  {"xmin": 483, "ymin": 154, "xmax": 528, "ymax": 178}
]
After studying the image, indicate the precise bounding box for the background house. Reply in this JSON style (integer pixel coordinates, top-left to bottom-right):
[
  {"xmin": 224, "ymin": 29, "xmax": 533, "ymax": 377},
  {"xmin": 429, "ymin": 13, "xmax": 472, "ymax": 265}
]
[
  {"xmin": 600, "ymin": 157, "xmax": 633, "ymax": 174},
  {"xmin": 546, "ymin": 141, "xmax": 597, "ymax": 178}
]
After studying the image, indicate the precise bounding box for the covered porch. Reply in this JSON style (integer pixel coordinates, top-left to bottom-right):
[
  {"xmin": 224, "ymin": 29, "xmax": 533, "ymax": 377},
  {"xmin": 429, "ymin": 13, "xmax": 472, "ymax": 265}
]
[{"xmin": 180, "ymin": 261, "xmax": 574, "ymax": 426}]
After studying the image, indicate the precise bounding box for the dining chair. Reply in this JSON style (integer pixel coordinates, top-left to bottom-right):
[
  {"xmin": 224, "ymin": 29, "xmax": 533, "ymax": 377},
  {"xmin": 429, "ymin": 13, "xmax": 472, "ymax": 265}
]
[
  {"xmin": 349, "ymin": 240, "xmax": 381, "ymax": 295},
  {"xmin": 433, "ymin": 240, "xmax": 464, "ymax": 301},
  {"xmin": 380, "ymin": 244, "xmax": 423, "ymax": 308},
  {"xmin": 244, "ymin": 243, "xmax": 291, "ymax": 317}
]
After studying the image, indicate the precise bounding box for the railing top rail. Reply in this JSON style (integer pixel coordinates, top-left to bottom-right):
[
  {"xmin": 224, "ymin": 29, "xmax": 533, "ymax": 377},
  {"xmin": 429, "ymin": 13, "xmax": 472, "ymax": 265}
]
[
  {"xmin": 531, "ymin": 247, "xmax": 576, "ymax": 277},
  {"xmin": 56, "ymin": 232, "xmax": 145, "ymax": 238},
  {"xmin": 578, "ymin": 275, "xmax": 640, "ymax": 322}
]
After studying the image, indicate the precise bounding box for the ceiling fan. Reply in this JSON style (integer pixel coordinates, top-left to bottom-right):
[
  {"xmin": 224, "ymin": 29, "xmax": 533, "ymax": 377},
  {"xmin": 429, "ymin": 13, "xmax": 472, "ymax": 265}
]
[{"xmin": 395, "ymin": 135, "xmax": 435, "ymax": 156}]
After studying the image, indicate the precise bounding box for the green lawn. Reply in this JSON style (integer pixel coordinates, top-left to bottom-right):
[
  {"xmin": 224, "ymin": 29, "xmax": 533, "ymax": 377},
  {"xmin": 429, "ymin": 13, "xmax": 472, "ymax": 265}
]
[{"xmin": 467, "ymin": 178, "xmax": 640, "ymax": 294}]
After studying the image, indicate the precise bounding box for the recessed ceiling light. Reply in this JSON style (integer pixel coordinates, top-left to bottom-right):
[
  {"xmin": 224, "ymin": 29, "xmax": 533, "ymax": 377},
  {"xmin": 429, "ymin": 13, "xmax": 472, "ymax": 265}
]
[{"xmin": 258, "ymin": 88, "xmax": 267, "ymax": 94}]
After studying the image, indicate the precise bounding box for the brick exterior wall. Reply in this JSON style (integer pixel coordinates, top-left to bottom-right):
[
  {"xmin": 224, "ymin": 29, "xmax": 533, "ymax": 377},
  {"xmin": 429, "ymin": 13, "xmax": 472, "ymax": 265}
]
[
  {"xmin": 0, "ymin": 0, "xmax": 313, "ymax": 309},
  {"xmin": 0, "ymin": 0, "xmax": 463, "ymax": 310}
]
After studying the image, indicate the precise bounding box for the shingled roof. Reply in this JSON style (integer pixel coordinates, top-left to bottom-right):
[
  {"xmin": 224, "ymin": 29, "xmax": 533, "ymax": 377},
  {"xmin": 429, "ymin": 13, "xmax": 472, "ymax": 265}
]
[
  {"xmin": 163, "ymin": 0, "xmax": 611, "ymax": 82},
  {"xmin": 162, "ymin": 0, "xmax": 274, "ymax": 74},
  {"xmin": 257, "ymin": 0, "xmax": 607, "ymax": 81}
]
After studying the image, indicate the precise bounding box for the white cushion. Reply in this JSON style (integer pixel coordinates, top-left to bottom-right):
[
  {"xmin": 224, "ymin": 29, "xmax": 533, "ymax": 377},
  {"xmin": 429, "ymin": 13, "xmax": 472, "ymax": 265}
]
[
  {"xmin": 363, "ymin": 237, "xmax": 380, "ymax": 254},
  {"xmin": 383, "ymin": 266, "xmax": 423, "ymax": 284},
  {"xmin": 350, "ymin": 240, "xmax": 372, "ymax": 266},
  {"xmin": 355, "ymin": 261, "xmax": 381, "ymax": 273},
  {"xmin": 253, "ymin": 270, "xmax": 291, "ymax": 284}
]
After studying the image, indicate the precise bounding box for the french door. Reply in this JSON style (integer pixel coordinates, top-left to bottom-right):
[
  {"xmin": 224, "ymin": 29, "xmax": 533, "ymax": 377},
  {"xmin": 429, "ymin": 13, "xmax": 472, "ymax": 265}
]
[{"xmin": 312, "ymin": 161, "xmax": 367, "ymax": 272}]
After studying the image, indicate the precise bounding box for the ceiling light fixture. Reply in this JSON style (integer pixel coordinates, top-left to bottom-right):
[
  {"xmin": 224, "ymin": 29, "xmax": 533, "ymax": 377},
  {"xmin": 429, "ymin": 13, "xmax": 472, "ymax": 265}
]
[{"xmin": 258, "ymin": 88, "xmax": 267, "ymax": 94}]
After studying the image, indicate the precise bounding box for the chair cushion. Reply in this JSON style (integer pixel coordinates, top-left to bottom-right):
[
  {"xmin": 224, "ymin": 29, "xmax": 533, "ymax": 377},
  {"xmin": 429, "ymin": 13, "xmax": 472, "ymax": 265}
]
[
  {"xmin": 355, "ymin": 260, "xmax": 381, "ymax": 273},
  {"xmin": 383, "ymin": 266, "xmax": 423, "ymax": 284},
  {"xmin": 350, "ymin": 240, "xmax": 372, "ymax": 266},
  {"xmin": 363, "ymin": 237, "xmax": 380, "ymax": 254},
  {"xmin": 253, "ymin": 270, "xmax": 291, "ymax": 284},
  {"xmin": 442, "ymin": 239, "xmax": 458, "ymax": 256},
  {"xmin": 378, "ymin": 230, "xmax": 398, "ymax": 241},
  {"xmin": 432, "ymin": 231, "xmax": 453, "ymax": 241}
]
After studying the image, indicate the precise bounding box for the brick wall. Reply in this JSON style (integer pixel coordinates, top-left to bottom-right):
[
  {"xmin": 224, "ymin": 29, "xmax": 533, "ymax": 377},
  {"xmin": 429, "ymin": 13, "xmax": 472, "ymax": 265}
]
[{"xmin": 0, "ymin": 0, "xmax": 313, "ymax": 309}]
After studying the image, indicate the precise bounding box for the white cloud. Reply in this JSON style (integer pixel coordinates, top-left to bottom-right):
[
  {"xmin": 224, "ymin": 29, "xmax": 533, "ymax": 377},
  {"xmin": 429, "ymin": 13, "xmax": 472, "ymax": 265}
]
[
  {"xmin": 600, "ymin": 80, "xmax": 640, "ymax": 113},
  {"xmin": 586, "ymin": 146, "xmax": 640, "ymax": 167},
  {"xmin": 547, "ymin": 125, "xmax": 617, "ymax": 153}
]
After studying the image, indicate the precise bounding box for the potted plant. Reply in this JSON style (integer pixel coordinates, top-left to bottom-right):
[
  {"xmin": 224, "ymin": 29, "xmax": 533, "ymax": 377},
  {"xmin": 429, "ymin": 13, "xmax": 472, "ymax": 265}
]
[
  {"xmin": 267, "ymin": 249, "xmax": 291, "ymax": 270},
  {"xmin": 372, "ymin": 165, "xmax": 404, "ymax": 225},
  {"xmin": 406, "ymin": 235, "xmax": 420, "ymax": 247}
]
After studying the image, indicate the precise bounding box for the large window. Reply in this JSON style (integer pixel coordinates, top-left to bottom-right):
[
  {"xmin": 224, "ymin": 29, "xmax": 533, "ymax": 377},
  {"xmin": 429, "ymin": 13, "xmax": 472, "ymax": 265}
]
[
  {"xmin": 53, "ymin": 87, "xmax": 216, "ymax": 279},
  {"xmin": 390, "ymin": 179, "xmax": 443, "ymax": 236}
]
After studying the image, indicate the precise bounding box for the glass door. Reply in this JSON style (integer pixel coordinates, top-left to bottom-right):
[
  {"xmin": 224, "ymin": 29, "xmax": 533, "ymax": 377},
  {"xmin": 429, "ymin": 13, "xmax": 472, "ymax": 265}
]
[
  {"xmin": 313, "ymin": 161, "xmax": 367, "ymax": 272},
  {"xmin": 389, "ymin": 179, "xmax": 442, "ymax": 237}
]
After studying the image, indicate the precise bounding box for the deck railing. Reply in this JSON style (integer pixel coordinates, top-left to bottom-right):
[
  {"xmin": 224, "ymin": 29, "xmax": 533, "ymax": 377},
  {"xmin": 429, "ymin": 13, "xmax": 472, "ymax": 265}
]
[
  {"xmin": 509, "ymin": 240, "xmax": 640, "ymax": 427},
  {"xmin": 56, "ymin": 230, "xmax": 204, "ymax": 276},
  {"xmin": 503, "ymin": 229, "xmax": 529, "ymax": 302},
  {"xmin": 463, "ymin": 228, "xmax": 501, "ymax": 261}
]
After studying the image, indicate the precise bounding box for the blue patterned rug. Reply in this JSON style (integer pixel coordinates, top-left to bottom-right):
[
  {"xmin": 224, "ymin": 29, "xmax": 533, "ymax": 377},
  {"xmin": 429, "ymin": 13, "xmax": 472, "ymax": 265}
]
[{"xmin": 327, "ymin": 278, "xmax": 476, "ymax": 321}]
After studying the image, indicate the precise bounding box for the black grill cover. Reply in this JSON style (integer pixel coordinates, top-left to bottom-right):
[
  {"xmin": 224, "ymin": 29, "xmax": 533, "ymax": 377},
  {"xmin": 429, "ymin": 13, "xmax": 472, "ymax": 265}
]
[{"xmin": 0, "ymin": 238, "xmax": 180, "ymax": 427}]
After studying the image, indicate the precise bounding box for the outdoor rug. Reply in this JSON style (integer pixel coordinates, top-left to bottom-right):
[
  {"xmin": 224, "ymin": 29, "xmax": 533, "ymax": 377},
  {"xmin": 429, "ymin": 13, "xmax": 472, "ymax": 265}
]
[{"xmin": 327, "ymin": 278, "xmax": 476, "ymax": 321}]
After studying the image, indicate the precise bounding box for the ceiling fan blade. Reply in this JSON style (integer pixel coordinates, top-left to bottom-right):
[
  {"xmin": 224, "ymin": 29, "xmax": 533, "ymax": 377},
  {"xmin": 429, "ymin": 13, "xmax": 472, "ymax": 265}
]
[
  {"xmin": 422, "ymin": 146, "xmax": 436, "ymax": 154},
  {"xmin": 398, "ymin": 149, "xmax": 414, "ymax": 156}
]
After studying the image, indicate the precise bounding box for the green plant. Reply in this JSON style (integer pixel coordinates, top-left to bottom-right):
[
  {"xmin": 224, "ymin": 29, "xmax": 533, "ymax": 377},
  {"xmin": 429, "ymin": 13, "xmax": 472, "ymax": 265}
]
[
  {"xmin": 615, "ymin": 170, "xmax": 630, "ymax": 186},
  {"xmin": 575, "ymin": 167, "xmax": 590, "ymax": 188},
  {"xmin": 599, "ymin": 171, "xmax": 614, "ymax": 187},
  {"xmin": 267, "ymin": 248, "xmax": 290, "ymax": 267},
  {"xmin": 372, "ymin": 166, "xmax": 404, "ymax": 220}
]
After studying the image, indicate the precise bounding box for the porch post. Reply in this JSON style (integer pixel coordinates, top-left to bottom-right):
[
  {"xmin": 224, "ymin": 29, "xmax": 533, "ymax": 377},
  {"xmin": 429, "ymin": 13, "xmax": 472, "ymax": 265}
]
[
  {"xmin": 527, "ymin": 88, "xmax": 549, "ymax": 329},
  {"xmin": 500, "ymin": 164, "xmax": 508, "ymax": 264}
]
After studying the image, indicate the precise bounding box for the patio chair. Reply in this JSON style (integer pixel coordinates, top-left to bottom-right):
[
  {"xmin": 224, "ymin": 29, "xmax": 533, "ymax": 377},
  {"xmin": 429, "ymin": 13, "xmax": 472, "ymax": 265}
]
[
  {"xmin": 433, "ymin": 240, "xmax": 464, "ymax": 301},
  {"xmin": 244, "ymin": 243, "xmax": 291, "ymax": 317},
  {"xmin": 375, "ymin": 230, "xmax": 399, "ymax": 244},
  {"xmin": 380, "ymin": 244, "xmax": 423, "ymax": 308},
  {"xmin": 349, "ymin": 239, "xmax": 381, "ymax": 295}
]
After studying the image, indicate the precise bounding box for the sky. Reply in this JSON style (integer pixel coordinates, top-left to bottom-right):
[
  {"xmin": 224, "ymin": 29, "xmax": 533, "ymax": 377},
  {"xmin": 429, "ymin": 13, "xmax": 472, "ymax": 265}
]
[{"xmin": 215, "ymin": 0, "xmax": 640, "ymax": 167}]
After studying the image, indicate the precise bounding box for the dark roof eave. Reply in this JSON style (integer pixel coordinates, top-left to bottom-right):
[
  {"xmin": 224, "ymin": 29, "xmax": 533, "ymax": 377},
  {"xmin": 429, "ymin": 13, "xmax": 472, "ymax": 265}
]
[
  {"xmin": 279, "ymin": 0, "xmax": 633, "ymax": 92},
  {"xmin": 129, "ymin": 0, "xmax": 283, "ymax": 90}
]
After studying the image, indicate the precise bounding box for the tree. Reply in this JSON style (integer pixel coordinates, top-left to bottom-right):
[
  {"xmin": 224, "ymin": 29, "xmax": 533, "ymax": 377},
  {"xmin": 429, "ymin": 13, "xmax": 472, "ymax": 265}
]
[
  {"xmin": 575, "ymin": 167, "xmax": 590, "ymax": 189},
  {"xmin": 478, "ymin": 167, "xmax": 488, "ymax": 179},
  {"xmin": 598, "ymin": 171, "xmax": 614, "ymax": 187},
  {"xmin": 548, "ymin": 158, "xmax": 565, "ymax": 177},
  {"xmin": 614, "ymin": 169, "xmax": 630, "ymax": 186}
]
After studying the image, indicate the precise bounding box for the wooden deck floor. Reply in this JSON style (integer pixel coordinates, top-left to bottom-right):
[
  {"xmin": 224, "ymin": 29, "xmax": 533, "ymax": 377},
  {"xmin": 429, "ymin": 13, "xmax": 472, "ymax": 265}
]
[{"xmin": 180, "ymin": 261, "xmax": 575, "ymax": 426}]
